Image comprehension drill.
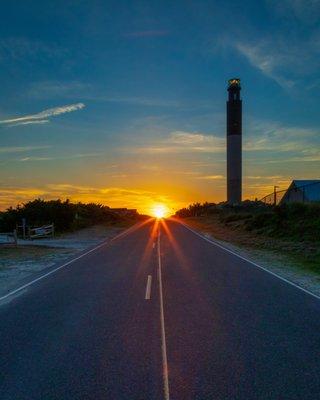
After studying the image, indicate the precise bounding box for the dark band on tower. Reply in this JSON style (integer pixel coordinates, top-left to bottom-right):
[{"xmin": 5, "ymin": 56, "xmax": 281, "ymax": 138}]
[{"xmin": 227, "ymin": 78, "xmax": 242, "ymax": 204}]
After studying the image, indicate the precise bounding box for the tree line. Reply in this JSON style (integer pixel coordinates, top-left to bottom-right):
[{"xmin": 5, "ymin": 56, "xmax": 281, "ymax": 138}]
[{"xmin": 0, "ymin": 199, "xmax": 138, "ymax": 233}]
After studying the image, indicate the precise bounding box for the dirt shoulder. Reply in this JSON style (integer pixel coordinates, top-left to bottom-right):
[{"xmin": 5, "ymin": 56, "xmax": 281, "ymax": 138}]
[
  {"xmin": 0, "ymin": 223, "xmax": 134, "ymax": 297},
  {"xmin": 181, "ymin": 216, "xmax": 320, "ymax": 297}
]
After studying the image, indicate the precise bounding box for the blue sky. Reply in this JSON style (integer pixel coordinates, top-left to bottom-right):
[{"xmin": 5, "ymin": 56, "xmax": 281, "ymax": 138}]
[{"xmin": 0, "ymin": 0, "xmax": 319, "ymax": 213}]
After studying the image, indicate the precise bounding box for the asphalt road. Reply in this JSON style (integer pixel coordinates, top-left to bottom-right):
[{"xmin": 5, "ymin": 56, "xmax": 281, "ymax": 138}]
[{"xmin": 1, "ymin": 218, "xmax": 320, "ymax": 399}]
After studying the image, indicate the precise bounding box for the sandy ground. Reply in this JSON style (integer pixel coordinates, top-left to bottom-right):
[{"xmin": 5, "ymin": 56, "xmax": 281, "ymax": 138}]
[
  {"xmin": 183, "ymin": 218, "xmax": 320, "ymax": 298},
  {"xmin": 0, "ymin": 225, "xmax": 126, "ymax": 297}
]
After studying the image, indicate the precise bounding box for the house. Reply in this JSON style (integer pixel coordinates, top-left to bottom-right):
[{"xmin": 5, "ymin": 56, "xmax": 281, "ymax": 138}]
[
  {"xmin": 110, "ymin": 208, "xmax": 138, "ymax": 217},
  {"xmin": 280, "ymin": 180, "xmax": 320, "ymax": 204}
]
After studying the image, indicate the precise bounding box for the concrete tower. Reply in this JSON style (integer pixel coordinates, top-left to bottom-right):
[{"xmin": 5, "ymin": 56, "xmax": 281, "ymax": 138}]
[{"xmin": 227, "ymin": 78, "xmax": 242, "ymax": 204}]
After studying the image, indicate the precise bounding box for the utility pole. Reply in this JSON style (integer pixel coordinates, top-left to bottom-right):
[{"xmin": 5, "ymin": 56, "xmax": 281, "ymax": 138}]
[{"xmin": 274, "ymin": 185, "xmax": 279, "ymax": 206}]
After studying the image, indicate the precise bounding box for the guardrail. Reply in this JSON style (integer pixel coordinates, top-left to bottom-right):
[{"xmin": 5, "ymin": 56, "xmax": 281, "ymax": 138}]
[
  {"xmin": 29, "ymin": 224, "xmax": 54, "ymax": 239},
  {"xmin": 0, "ymin": 230, "xmax": 17, "ymax": 246}
]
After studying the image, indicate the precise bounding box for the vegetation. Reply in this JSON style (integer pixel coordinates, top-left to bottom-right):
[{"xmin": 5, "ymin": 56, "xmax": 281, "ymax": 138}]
[
  {"xmin": 175, "ymin": 201, "xmax": 320, "ymax": 242},
  {"xmin": 175, "ymin": 200, "xmax": 320, "ymax": 275},
  {"xmin": 0, "ymin": 199, "xmax": 140, "ymax": 234}
]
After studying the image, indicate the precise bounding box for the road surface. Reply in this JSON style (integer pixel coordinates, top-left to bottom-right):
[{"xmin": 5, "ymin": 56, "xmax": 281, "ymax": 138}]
[{"xmin": 1, "ymin": 218, "xmax": 320, "ymax": 399}]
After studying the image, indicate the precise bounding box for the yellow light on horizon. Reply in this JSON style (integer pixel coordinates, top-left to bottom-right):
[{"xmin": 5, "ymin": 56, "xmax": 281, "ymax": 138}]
[{"xmin": 151, "ymin": 204, "xmax": 169, "ymax": 219}]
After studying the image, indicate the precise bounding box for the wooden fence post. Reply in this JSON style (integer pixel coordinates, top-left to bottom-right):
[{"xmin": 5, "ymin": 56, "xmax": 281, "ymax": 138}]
[{"xmin": 13, "ymin": 229, "xmax": 18, "ymax": 247}]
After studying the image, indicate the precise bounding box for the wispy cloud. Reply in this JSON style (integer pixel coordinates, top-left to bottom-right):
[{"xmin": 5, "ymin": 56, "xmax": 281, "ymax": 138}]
[
  {"xmin": 246, "ymin": 175, "xmax": 284, "ymax": 180},
  {"xmin": 127, "ymin": 125, "xmax": 318, "ymax": 156},
  {"xmin": 245, "ymin": 119, "xmax": 320, "ymax": 153},
  {"xmin": 8, "ymin": 120, "xmax": 50, "ymax": 127},
  {"xmin": 235, "ymin": 42, "xmax": 295, "ymax": 89},
  {"xmin": 16, "ymin": 152, "xmax": 103, "ymax": 163},
  {"xmin": 195, "ymin": 175, "xmax": 224, "ymax": 180},
  {"xmin": 213, "ymin": 3, "xmax": 320, "ymax": 90},
  {"xmin": 169, "ymin": 132, "xmax": 212, "ymax": 145},
  {"xmin": 0, "ymin": 103, "xmax": 85, "ymax": 127},
  {"xmin": 123, "ymin": 120, "xmax": 320, "ymax": 178},
  {"xmin": 128, "ymin": 131, "xmax": 225, "ymax": 154},
  {"xmin": 0, "ymin": 145, "xmax": 51, "ymax": 154},
  {"xmin": 19, "ymin": 156, "xmax": 54, "ymax": 162}
]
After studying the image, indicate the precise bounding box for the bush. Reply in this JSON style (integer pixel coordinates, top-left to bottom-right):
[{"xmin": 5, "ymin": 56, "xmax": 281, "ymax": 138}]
[
  {"xmin": 175, "ymin": 202, "xmax": 218, "ymax": 218},
  {"xmin": 0, "ymin": 199, "xmax": 130, "ymax": 233},
  {"xmin": 220, "ymin": 213, "xmax": 252, "ymax": 224},
  {"xmin": 175, "ymin": 200, "xmax": 320, "ymax": 242}
]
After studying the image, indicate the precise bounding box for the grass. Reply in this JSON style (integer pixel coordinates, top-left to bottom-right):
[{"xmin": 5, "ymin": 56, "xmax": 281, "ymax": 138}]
[
  {"xmin": 287, "ymin": 253, "xmax": 320, "ymax": 276},
  {"xmin": 184, "ymin": 207, "xmax": 320, "ymax": 276}
]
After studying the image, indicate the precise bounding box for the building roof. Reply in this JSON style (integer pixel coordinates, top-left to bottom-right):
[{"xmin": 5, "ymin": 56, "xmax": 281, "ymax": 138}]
[
  {"xmin": 291, "ymin": 180, "xmax": 320, "ymax": 201},
  {"xmin": 292, "ymin": 180, "xmax": 320, "ymax": 187}
]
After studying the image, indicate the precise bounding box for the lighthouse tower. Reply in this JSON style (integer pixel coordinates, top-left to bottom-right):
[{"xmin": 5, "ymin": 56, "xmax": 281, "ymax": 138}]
[{"xmin": 226, "ymin": 78, "xmax": 242, "ymax": 204}]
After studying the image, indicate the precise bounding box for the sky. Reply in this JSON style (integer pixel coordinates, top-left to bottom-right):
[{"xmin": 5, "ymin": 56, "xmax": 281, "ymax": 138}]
[{"xmin": 0, "ymin": 0, "xmax": 319, "ymax": 215}]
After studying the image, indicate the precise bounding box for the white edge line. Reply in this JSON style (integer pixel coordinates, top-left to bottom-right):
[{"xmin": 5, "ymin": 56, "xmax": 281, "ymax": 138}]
[
  {"xmin": 145, "ymin": 275, "xmax": 152, "ymax": 300},
  {"xmin": 177, "ymin": 220, "xmax": 320, "ymax": 302},
  {"xmin": 157, "ymin": 229, "xmax": 170, "ymax": 400},
  {"xmin": 0, "ymin": 223, "xmax": 140, "ymax": 302}
]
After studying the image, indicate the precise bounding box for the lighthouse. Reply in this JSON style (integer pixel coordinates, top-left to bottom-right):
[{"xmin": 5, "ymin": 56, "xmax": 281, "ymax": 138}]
[{"xmin": 226, "ymin": 78, "xmax": 242, "ymax": 204}]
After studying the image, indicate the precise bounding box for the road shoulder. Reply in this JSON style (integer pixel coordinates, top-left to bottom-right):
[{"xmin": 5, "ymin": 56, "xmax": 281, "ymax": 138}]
[
  {"xmin": 0, "ymin": 224, "xmax": 131, "ymax": 298},
  {"xmin": 178, "ymin": 217, "xmax": 320, "ymax": 298}
]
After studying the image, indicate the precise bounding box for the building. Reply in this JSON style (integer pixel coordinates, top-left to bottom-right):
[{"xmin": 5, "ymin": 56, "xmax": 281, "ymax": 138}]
[
  {"xmin": 227, "ymin": 78, "xmax": 242, "ymax": 204},
  {"xmin": 110, "ymin": 208, "xmax": 138, "ymax": 217},
  {"xmin": 280, "ymin": 180, "xmax": 320, "ymax": 204}
]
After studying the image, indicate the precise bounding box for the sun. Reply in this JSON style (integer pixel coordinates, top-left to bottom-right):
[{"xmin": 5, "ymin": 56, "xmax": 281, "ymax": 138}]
[{"xmin": 151, "ymin": 204, "xmax": 168, "ymax": 219}]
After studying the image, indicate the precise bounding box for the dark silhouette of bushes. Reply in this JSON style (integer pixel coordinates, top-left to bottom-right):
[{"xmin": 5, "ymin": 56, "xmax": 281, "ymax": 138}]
[
  {"xmin": 175, "ymin": 201, "xmax": 320, "ymax": 242},
  {"xmin": 245, "ymin": 202, "xmax": 320, "ymax": 241},
  {"xmin": 175, "ymin": 200, "xmax": 269, "ymax": 218},
  {"xmin": 0, "ymin": 199, "xmax": 133, "ymax": 233},
  {"xmin": 175, "ymin": 202, "xmax": 217, "ymax": 218}
]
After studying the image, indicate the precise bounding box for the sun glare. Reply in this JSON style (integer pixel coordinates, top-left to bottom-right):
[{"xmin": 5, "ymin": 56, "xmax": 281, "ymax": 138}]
[{"xmin": 151, "ymin": 204, "xmax": 168, "ymax": 219}]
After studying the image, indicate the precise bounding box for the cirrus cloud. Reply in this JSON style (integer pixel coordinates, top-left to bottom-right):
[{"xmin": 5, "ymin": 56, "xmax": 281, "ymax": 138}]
[{"xmin": 0, "ymin": 103, "xmax": 85, "ymax": 127}]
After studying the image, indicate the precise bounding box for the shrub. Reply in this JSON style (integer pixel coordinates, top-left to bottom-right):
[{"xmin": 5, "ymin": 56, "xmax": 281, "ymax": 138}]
[{"xmin": 0, "ymin": 199, "xmax": 131, "ymax": 233}]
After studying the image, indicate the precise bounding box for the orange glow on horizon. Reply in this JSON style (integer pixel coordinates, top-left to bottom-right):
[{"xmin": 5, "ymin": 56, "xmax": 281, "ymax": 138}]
[{"xmin": 0, "ymin": 180, "xmax": 292, "ymax": 215}]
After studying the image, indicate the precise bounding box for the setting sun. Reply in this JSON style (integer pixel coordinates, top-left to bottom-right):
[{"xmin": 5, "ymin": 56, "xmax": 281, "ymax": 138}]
[{"xmin": 151, "ymin": 204, "xmax": 169, "ymax": 219}]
